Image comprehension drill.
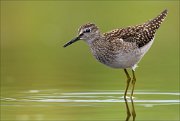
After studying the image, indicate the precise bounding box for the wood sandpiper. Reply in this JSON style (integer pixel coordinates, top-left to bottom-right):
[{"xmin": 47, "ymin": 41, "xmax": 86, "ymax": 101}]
[{"xmin": 63, "ymin": 9, "xmax": 168, "ymax": 98}]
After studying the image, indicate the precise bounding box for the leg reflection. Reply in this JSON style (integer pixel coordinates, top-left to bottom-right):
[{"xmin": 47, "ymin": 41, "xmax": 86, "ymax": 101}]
[
  {"xmin": 124, "ymin": 98, "xmax": 131, "ymax": 121},
  {"xmin": 124, "ymin": 98, "xmax": 136, "ymax": 121},
  {"xmin": 131, "ymin": 98, "xmax": 136, "ymax": 121}
]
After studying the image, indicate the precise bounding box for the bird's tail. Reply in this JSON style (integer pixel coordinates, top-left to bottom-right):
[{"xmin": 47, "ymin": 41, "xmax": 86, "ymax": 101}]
[{"xmin": 146, "ymin": 9, "xmax": 168, "ymax": 30}]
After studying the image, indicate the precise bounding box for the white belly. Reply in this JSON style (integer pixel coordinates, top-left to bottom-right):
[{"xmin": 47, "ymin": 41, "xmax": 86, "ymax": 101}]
[
  {"xmin": 105, "ymin": 38, "xmax": 155, "ymax": 70},
  {"xmin": 106, "ymin": 50, "xmax": 141, "ymax": 69}
]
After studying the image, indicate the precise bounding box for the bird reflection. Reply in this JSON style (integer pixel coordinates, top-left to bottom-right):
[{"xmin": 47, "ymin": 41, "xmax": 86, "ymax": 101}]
[{"xmin": 124, "ymin": 98, "xmax": 136, "ymax": 121}]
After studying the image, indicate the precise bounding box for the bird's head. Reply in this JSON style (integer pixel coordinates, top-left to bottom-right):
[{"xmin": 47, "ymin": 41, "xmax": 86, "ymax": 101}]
[{"xmin": 63, "ymin": 23, "xmax": 100, "ymax": 47}]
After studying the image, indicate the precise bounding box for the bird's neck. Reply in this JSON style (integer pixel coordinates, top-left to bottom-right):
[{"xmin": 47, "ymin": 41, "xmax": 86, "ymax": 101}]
[
  {"xmin": 86, "ymin": 34, "xmax": 105, "ymax": 47},
  {"xmin": 88, "ymin": 35, "xmax": 109, "ymax": 56}
]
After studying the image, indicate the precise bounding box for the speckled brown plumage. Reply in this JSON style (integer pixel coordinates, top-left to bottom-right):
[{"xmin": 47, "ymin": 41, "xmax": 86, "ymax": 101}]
[
  {"xmin": 63, "ymin": 9, "xmax": 168, "ymax": 98},
  {"xmin": 104, "ymin": 9, "xmax": 168, "ymax": 48}
]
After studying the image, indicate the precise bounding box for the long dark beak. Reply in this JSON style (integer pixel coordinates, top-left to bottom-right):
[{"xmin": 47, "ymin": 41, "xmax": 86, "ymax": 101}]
[{"xmin": 63, "ymin": 34, "xmax": 83, "ymax": 48}]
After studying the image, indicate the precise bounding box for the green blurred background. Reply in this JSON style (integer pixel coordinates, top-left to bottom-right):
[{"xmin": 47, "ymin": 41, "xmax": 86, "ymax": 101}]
[{"xmin": 1, "ymin": 1, "xmax": 179, "ymax": 121}]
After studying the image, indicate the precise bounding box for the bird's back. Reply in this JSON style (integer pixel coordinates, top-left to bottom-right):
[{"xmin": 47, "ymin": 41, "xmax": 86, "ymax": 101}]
[{"xmin": 104, "ymin": 9, "xmax": 168, "ymax": 48}]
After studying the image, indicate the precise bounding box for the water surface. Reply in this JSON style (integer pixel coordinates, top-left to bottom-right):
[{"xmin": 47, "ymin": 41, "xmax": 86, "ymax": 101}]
[{"xmin": 1, "ymin": 89, "xmax": 179, "ymax": 120}]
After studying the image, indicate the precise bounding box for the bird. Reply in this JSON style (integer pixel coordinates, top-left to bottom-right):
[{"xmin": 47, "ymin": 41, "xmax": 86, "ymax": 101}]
[{"xmin": 63, "ymin": 9, "xmax": 168, "ymax": 98}]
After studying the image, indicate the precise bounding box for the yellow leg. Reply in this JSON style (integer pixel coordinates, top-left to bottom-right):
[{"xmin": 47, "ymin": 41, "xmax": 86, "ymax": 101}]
[
  {"xmin": 131, "ymin": 70, "xmax": 136, "ymax": 97},
  {"xmin": 124, "ymin": 69, "xmax": 131, "ymax": 98}
]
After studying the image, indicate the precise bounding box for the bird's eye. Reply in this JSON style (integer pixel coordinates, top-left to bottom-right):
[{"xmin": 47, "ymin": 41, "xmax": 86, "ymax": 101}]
[{"xmin": 84, "ymin": 28, "xmax": 91, "ymax": 33}]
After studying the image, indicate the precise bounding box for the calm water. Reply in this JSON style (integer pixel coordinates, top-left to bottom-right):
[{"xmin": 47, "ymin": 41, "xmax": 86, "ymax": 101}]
[
  {"xmin": 1, "ymin": 89, "xmax": 179, "ymax": 121},
  {"xmin": 1, "ymin": 1, "xmax": 179, "ymax": 121}
]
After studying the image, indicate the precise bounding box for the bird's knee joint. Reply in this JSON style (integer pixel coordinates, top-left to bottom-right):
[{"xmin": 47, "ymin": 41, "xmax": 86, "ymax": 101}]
[
  {"xmin": 127, "ymin": 112, "xmax": 131, "ymax": 117},
  {"xmin": 127, "ymin": 77, "xmax": 131, "ymax": 83},
  {"xmin": 132, "ymin": 78, "xmax": 136, "ymax": 84}
]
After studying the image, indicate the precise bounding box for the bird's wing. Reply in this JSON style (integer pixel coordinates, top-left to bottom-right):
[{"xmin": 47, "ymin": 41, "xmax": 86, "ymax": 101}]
[
  {"xmin": 104, "ymin": 26, "xmax": 144, "ymax": 48},
  {"xmin": 104, "ymin": 9, "xmax": 168, "ymax": 48}
]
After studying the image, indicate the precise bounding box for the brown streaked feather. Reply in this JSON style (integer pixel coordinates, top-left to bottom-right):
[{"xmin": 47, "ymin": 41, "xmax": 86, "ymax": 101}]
[{"xmin": 104, "ymin": 9, "xmax": 168, "ymax": 48}]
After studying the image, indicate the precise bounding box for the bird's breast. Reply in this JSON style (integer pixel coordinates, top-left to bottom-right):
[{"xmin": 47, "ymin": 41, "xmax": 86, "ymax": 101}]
[
  {"xmin": 91, "ymin": 46, "xmax": 142, "ymax": 69},
  {"xmin": 91, "ymin": 47, "xmax": 116, "ymax": 65}
]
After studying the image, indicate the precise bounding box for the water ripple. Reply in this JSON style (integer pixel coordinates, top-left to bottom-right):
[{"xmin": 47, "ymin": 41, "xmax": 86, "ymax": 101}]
[{"xmin": 1, "ymin": 90, "xmax": 179, "ymax": 107}]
